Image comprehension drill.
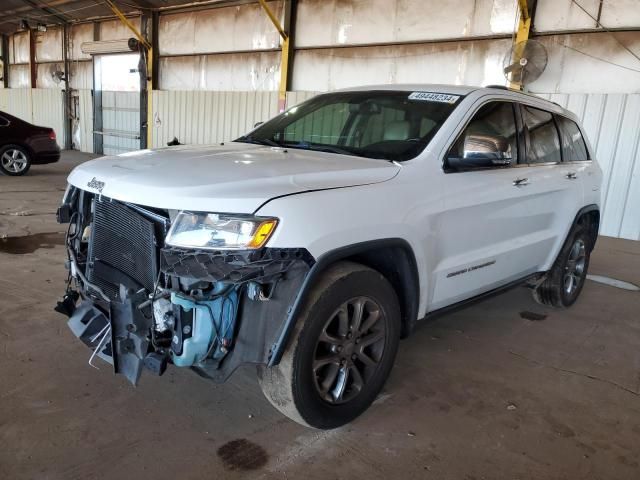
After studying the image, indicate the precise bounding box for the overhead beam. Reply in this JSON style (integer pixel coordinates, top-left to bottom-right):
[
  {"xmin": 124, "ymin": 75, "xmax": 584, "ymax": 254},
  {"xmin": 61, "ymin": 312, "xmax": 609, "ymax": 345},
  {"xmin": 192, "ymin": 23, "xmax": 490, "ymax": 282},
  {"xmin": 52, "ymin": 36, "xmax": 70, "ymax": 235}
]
[{"xmin": 20, "ymin": 0, "xmax": 70, "ymax": 25}]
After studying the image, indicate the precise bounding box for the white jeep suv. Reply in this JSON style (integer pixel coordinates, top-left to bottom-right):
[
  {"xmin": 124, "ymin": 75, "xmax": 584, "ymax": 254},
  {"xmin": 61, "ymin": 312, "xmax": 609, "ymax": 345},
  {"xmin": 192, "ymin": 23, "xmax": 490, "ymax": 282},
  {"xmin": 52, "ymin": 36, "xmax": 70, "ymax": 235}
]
[{"xmin": 57, "ymin": 85, "xmax": 602, "ymax": 428}]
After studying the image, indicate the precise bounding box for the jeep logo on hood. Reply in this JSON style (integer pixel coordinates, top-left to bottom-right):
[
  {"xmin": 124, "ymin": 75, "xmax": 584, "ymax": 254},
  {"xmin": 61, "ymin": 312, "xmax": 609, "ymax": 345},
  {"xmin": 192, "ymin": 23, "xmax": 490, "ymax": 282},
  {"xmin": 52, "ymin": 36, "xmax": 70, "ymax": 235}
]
[{"xmin": 87, "ymin": 177, "xmax": 105, "ymax": 193}]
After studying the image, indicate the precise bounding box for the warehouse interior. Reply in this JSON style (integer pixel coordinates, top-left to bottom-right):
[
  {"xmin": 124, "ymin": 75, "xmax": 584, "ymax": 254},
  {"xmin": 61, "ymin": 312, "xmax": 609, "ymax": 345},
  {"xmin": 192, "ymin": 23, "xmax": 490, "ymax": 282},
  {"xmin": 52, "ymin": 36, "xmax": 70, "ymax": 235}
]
[{"xmin": 0, "ymin": 0, "xmax": 639, "ymax": 479}]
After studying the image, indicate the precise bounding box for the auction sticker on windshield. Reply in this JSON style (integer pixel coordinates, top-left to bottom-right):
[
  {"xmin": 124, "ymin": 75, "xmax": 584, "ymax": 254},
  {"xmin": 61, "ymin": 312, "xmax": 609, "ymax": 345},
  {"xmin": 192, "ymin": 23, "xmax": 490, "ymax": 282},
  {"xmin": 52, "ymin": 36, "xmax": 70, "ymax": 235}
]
[{"xmin": 408, "ymin": 92, "xmax": 460, "ymax": 104}]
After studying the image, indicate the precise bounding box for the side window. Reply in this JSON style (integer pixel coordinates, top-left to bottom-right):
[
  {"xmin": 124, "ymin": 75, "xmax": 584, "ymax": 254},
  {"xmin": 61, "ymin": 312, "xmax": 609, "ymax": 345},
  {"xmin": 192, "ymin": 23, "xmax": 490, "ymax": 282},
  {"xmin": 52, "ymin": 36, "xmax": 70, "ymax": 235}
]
[
  {"xmin": 0, "ymin": 116, "xmax": 9, "ymax": 127},
  {"xmin": 446, "ymin": 101, "xmax": 519, "ymax": 170},
  {"xmin": 556, "ymin": 116, "xmax": 589, "ymax": 161},
  {"xmin": 522, "ymin": 105, "xmax": 561, "ymax": 164}
]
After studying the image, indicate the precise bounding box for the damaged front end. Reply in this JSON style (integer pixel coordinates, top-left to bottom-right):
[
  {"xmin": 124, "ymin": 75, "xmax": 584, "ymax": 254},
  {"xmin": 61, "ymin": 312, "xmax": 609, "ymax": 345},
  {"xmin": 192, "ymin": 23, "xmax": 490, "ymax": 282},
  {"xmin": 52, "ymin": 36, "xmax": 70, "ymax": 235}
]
[{"xmin": 56, "ymin": 186, "xmax": 313, "ymax": 385}]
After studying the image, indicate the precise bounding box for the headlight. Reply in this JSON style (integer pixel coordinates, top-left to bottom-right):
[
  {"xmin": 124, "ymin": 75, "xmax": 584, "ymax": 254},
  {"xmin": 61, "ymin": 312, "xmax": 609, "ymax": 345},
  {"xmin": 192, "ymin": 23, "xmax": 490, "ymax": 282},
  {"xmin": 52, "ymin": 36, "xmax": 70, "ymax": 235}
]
[{"xmin": 165, "ymin": 212, "xmax": 278, "ymax": 250}]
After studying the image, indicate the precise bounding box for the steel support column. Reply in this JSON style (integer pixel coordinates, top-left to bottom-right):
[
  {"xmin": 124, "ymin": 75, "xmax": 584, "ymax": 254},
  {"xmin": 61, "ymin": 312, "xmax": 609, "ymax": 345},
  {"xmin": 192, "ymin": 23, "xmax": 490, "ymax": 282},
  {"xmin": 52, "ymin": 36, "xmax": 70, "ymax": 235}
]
[
  {"xmin": 63, "ymin": 24, "xmax": 72, "ymax": 149},
  {"xmin": 1, "ymin": 35, "xmax": 9, "ymax": 88},
  {"xmin": 509, "ymin": 0, "xmax": 538, "ymax": 90},
  {"xmin": 258, "ymin": 0, "xmax": 293, "ymax": 112},
  {"xmin": 28, "ymin": 28, "xmax": 37, "ymax": 88}
]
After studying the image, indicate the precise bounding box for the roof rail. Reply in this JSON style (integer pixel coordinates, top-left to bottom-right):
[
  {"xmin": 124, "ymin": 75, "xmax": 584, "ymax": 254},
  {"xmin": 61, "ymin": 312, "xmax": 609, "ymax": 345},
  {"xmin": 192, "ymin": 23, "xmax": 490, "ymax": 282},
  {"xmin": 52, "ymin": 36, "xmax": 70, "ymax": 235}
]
[
  {"xmin": 483, "ymin": 84, "xmax": 565, "ymax": 109},
  {"xmin": 484, "ymin": 84, "xmax": 514, "ymax": 91}
]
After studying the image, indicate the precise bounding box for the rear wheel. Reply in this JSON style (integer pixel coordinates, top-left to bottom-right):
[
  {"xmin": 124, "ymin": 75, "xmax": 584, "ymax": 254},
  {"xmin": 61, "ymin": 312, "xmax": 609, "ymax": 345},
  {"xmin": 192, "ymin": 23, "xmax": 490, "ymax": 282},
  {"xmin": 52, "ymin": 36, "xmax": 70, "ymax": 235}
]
[
  {"xmin": 258, "ymin": 261, "xmax": 401, "ymax": 429},
  {"xmin": 0, "ymin": 145, "xmax": 31, "ymax": 176},
  {"xmin": 533, "ymin": 223, "xmax": 592, "ymax": 307}
]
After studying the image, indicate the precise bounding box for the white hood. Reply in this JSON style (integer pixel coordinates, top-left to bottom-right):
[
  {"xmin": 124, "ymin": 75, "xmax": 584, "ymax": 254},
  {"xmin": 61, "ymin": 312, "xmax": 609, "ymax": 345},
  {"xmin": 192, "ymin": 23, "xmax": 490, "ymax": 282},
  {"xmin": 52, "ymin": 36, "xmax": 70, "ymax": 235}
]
[{"xmin": 68, "ymin": 142, "xmax": 400, "ymax": 213}]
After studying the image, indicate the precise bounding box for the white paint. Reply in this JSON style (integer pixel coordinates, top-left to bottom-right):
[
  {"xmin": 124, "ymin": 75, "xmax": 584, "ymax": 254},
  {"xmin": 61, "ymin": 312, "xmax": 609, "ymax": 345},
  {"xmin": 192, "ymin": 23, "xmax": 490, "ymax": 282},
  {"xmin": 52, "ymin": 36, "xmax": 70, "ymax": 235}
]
[
  {"xmin": 67, "ymin": 85, "xmax": 602, "ymax": 319},
  {"xmin": 67, "ymin": 142, "xmax": 400, "ymax": 213}
]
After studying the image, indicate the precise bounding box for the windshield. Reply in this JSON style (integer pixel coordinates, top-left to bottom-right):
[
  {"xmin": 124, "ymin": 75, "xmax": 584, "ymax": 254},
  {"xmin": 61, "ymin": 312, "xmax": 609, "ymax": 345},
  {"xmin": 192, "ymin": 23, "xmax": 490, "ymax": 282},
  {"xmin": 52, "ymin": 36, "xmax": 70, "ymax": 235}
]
[{"xmin": 236, "ymin": 90, "xmax": 462, "ymax": 162}]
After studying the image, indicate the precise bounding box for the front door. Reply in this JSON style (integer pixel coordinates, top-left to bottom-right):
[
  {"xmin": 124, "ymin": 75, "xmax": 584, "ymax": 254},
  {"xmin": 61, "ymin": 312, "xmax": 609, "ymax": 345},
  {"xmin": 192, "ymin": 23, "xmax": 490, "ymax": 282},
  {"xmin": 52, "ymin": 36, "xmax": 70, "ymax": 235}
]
[{"xmin": 430, "ymin": 100, "xmax": 539, "ymax": 310}]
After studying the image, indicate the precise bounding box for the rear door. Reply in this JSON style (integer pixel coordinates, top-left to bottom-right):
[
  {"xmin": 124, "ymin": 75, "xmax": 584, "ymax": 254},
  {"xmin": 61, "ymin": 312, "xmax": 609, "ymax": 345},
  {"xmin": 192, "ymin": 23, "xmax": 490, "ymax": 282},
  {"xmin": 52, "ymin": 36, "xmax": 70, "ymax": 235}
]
[
  {"xmin": 430, "ymin": 100, "xmax": 540, "ymax": 310},
  {"xmin": 514, "ymin": 104, "xmax": 585, "ymax": 271}
]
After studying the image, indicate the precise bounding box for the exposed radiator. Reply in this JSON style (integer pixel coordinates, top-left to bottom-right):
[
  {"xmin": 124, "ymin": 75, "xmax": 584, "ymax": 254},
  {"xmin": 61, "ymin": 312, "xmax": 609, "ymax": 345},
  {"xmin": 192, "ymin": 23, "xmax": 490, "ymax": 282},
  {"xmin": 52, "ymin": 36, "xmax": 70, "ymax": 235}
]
[{"xmin": 88, "ymin": 199, "xmax": 158, "ymax": 299}]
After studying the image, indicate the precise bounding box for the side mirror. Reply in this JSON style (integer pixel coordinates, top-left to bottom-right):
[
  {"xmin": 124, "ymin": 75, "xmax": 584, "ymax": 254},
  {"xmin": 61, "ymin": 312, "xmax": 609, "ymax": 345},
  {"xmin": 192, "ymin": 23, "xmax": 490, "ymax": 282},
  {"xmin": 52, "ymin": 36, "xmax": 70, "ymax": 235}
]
[{"xmin": 447, "ymin": 134, "xmax": 512, "ymax": 171}]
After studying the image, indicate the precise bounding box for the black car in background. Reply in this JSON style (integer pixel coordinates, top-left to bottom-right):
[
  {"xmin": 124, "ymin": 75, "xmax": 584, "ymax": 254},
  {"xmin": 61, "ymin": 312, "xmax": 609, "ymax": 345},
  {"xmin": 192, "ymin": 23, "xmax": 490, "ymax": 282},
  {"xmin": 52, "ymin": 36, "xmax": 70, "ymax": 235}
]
[{"xmin": 0, "ymin": 111, "xmax": 60, "ymax": 176}]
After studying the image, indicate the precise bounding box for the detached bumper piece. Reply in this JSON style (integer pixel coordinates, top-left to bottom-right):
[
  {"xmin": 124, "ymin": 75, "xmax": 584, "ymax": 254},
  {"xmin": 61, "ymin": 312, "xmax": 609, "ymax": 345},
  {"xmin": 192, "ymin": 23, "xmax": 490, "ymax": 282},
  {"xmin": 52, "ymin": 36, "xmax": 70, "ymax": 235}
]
[{"xmin": 67, "ymin": 288, "xmax": 152, "ymax": 385}]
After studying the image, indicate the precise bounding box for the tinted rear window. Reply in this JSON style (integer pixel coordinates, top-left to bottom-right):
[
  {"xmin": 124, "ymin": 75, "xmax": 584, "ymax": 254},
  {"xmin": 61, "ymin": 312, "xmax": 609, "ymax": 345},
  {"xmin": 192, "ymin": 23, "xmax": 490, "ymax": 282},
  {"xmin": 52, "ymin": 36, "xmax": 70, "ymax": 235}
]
[{"xmin": 556, "ymin": 115, "xmax": 589, "ymax": 161}]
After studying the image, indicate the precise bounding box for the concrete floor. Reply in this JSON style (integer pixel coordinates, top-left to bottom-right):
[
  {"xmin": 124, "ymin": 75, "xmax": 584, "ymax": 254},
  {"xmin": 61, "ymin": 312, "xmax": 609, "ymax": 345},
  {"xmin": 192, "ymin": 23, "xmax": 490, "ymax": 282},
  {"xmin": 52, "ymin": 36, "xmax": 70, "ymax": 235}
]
[{"xmin": 1, "ymin": 151, "xmax": 639, "ymax": 480}]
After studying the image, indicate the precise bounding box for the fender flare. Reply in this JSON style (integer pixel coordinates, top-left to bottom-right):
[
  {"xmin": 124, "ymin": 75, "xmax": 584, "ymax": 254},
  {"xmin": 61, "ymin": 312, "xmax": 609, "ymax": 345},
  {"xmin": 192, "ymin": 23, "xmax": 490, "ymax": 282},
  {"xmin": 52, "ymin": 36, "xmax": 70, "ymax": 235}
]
[{"xmin": 268, "ymin": 238, "xmax": 420, "ymax": 366}]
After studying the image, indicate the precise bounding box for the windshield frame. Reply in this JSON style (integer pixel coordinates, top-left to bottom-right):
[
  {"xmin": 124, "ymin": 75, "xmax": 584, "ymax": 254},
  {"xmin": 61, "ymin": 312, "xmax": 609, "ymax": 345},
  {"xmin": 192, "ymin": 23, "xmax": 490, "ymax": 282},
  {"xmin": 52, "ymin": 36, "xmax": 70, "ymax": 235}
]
[{"xmin": 235, "ymin": 90, "xmax": 464, "ymax": 162}]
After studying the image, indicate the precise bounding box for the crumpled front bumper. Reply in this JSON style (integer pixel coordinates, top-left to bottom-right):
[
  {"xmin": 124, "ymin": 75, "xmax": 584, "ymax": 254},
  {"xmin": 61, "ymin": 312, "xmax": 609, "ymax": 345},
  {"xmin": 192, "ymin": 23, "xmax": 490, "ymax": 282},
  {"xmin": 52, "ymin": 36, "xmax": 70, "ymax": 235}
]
[{"xmin": 67, "ymin": 288, "xmax": 152, "ymax": 385}]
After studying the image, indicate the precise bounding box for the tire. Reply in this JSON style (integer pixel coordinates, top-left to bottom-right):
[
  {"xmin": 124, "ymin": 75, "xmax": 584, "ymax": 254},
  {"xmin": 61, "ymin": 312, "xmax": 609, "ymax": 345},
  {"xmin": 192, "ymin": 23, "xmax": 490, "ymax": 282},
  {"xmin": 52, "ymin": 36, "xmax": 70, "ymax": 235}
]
[
  {"xmin": 533, "ymin": 223, "xmax": 592, "ymax": 307},
  {"xmin": 258, "ymin": 261, "xmax": 401, "ymax": 429},
  {"xmin": 0, "ymin": 145, "xmax": 32, "ymax": 176}
]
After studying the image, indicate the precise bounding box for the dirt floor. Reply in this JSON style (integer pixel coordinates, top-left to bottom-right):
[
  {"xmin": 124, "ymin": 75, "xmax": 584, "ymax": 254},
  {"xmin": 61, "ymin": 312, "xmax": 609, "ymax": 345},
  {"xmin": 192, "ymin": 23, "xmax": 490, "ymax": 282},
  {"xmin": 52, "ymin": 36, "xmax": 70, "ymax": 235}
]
[{"xmin": 1, "ymin": 151, "xmax": 639, "ymax": 480}]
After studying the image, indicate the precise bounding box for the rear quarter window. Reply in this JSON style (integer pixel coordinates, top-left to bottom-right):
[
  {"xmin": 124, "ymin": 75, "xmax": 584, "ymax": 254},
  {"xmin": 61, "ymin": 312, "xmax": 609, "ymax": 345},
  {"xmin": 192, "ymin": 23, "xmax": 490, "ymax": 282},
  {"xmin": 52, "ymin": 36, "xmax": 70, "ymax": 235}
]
[{"xmin": 556, "ymin": 115, "xmax": 589, "ymax": 161}]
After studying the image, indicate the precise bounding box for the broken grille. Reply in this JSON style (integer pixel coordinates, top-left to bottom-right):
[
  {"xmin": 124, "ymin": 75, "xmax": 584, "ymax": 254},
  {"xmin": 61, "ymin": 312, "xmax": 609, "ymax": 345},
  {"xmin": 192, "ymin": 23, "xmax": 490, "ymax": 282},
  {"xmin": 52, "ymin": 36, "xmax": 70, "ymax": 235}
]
[{"xmin": 87, "ymin": 198, "xmax": 158, "ymax": 299}]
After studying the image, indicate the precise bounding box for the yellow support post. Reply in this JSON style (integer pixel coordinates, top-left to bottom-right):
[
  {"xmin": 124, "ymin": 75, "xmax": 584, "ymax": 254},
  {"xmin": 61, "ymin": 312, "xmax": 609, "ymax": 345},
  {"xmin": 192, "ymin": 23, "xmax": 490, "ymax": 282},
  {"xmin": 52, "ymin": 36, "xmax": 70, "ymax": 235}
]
[
  {"xmin": 509, "ymin": 0, "xmax": 532, "ymax": 91},
  {"xmin": 258, "ymin": 0, "xmax": 289, "ymax": 112}
]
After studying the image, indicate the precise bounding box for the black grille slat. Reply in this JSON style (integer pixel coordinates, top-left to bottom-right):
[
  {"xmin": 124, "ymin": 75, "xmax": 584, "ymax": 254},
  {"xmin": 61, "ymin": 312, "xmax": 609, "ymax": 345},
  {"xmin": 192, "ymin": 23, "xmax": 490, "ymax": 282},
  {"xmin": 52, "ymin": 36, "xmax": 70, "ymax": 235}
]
[{"xmin": 88, "ymin": 199, "xmax": 158, "ymax": 299}]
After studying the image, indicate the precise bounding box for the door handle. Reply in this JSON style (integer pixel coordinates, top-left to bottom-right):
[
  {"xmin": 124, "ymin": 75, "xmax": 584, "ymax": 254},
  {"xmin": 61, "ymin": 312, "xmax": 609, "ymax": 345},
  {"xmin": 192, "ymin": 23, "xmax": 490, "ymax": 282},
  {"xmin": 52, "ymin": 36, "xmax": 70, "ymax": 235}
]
[
  {"xmin": 513, "ymin": 178, "xmax": 530, "ymax": 187},
  {"xmin": 565, "ymin": 172, "xmax": 578, "ymax": 180}
]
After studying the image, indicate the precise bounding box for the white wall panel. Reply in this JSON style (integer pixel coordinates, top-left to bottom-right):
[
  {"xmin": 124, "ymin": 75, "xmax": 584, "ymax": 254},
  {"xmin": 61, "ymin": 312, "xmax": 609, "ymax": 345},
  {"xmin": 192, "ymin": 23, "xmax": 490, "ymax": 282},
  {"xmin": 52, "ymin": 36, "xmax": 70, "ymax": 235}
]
[
  {"xmin": 34, "ymin": 27, "xmax": 63, "ymax": 62},
  {"xmin": 8, "ymin": 65, "xmax": 30, "ymax": 88},
  {"xmin": 0, "ymin": 89, "xmax": 65, "ymax": 142},
  {"xmin": 535, "ymin": 0, "xmax": 640, "ymax": 32},
  {"xmin": 295, "ymin": 0, "xmax": 517, "ymax": 47},
  {"xmin": 528, "ymin": 33, "xmax": 640, "ymax": 94},
  {"xmin": 9, "ymin": 32, "xmax": 29, "ymax": 64},
  {"xmin": 159, "ymin": 52, "xmax": 280, "ymax": 91},
  {"xmin": 0, "ymin": 88, "xmax": 32, "ymax": 121},
  {"xmin": 292, "ymin": 38, "xmax": 512, "ymax": 91},
  {"xmin": 151, "ymin": 90, "xmax": 279, "ymax": 148},
  {"xmin": 159, "ymin": 2, "xmax": 283, "ymax": 56},
  {"xmin": 539, "ymin": 93, "xmax": 640, "ymax": 240},
  {"xmin": 31, "ymin": 89, "xmax": 66, "ymax": 141},
  {"xmin": 70, "ymin": 23, "xmax": 93, "ymax": 61},
  {"xmin": 69, "ymin": 61, "xmax": 93, "ymax": 90},
  {"xmin": 100, "ymin": 18, "xmax": 141, "ymax": 42}
]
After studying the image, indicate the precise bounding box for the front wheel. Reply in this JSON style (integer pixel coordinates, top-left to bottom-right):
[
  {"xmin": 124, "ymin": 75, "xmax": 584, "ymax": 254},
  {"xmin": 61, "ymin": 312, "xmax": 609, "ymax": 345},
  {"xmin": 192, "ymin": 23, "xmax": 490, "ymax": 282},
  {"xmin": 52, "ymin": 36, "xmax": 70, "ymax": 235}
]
[{"xmin": 258, "ymin": 261, "xmax": 401, "ymax": 429}]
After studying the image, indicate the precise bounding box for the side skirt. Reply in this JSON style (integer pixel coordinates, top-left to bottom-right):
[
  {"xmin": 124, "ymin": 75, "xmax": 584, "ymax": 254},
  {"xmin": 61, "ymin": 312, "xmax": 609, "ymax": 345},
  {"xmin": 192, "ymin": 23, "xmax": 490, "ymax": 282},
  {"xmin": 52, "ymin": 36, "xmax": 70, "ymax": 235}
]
[{"xmin": 421, "ymin": 272, "xmax": 546, "ymax": 322}]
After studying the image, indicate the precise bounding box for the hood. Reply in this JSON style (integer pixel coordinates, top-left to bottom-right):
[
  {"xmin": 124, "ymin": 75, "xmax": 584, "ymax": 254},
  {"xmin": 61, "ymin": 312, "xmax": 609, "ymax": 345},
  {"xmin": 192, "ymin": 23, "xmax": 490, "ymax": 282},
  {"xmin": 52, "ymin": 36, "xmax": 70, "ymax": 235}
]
[{"xmin": 68, "ymin": 142, "xmax": 400, "ymax": 213}]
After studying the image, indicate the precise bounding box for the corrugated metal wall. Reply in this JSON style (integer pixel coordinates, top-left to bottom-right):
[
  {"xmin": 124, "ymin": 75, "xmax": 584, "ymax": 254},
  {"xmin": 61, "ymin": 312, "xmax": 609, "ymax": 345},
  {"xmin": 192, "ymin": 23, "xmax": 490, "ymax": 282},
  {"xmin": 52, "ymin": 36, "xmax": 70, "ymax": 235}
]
[
  {"xmin": 0, "ymin": 88, "xmax": 66, "ymax": 142},
  {"xmin": 538, "ymin": 93, "xmax": 640, "ymax": 241},
  {"xmin": 151, "ymin": 90, "xmax": 280, "ymax": 147}
]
